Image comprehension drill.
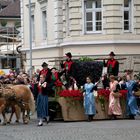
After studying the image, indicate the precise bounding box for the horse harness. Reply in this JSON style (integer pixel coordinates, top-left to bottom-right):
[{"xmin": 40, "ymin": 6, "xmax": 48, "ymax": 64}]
[{"xmin": 1, "ymin": 87, "xmax": 30, "ymax": 108}]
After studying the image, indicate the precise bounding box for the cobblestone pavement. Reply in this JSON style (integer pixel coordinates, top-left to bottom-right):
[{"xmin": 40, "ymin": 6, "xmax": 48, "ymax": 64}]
[{"xmin": 0, "ymin": 114, "xmax": 140, "ymax": 140}]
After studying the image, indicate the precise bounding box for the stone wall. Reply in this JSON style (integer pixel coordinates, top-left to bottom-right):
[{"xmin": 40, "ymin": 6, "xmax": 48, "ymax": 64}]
[
  {"xmin": 103, "ymin": 0, "xmax": 123, "ymax": 35},
  {"xmin": 63, "ymin": 0, "xmax": 82, "ymax": 38},
  {"xmin": 134, "ymin": 0, "xmax": 140, "ymax": 34}
]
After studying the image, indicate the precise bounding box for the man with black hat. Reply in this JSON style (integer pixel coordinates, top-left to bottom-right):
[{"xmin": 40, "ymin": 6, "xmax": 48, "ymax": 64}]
[
  {"xmin": 60, "ymin": 52, "xmax": 74, "ymax": 88},
  {"xmin": 104, "ymin": 51, "xmax": 119, "ymax": 76},
  {"xmin": 37, "ymin": 62, "xmax": 51, "ymax": 83}
]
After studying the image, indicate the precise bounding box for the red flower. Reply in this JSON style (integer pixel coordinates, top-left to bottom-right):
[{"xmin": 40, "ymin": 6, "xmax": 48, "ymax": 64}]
[
  {"xmin": 97, "ymin": 89, "xmax": 110, "ymax": 100},
  {"xmin": 119, "ymin": 90, "xmax": 127, "ymax": 98},
  {"xmin": 58, "ymin": 90, "xmax": 83, "ymax": 100}
]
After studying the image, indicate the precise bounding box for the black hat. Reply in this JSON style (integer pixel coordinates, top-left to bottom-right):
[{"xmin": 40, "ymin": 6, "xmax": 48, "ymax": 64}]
[
  {"xmin": 65, "ymin": 52, "xmax": 72, "ymax": 58},
  {"xmin": 51, "ymin": 67, "xmax": 57, "ymax": 71},
  {"xmin": 41, "ymin": 62, "xmax": 48, "ymax": 67},
  {"xmin": 109, "ymin": 51, "xmax": 115, "ymax": 56}
]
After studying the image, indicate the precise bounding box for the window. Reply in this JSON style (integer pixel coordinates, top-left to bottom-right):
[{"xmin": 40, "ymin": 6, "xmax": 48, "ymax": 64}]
[
  {"xmin": 42, "ymin": 11, "xmax": 47, "ymax": 39},
  {"xmin": 31, "ymin": 15, "xmax": 35, "ymax": 40},
  {"xmin": 1, "ymin": 58, "xmax": 16, "ymax": 69},
  {"xmin": 84, "ymin": 0, "xmax": 102, "ymax": 33},
  {"xmin": 124, "ymin": 0, "xmax": 131, "ymax": 32}
]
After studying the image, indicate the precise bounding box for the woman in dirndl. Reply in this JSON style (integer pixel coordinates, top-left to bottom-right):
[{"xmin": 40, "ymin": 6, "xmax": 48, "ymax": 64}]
[
  {"xmin": 83, "ymin": 76, "xmax": 96, "ymax": 121},
  {"xmin": 37, "ymin": 74, "xmax": 49, "ymax": 126},
  {"xmin": 125, "ymin": 74, "xmax": 140, "ymax": 119},
  {"xmin": 108, "ymin": 75, "xmax": 122, "ymax": 119}
]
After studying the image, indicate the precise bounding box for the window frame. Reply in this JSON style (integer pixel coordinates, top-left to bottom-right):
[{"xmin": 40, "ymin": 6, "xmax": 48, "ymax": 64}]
[
  {"xmin": 42, "ymin": 10, "xmax": 47, "ymax": 39},
  {"xmin": 84, "ymin": 0, "xmax": 103, "ymax": 34},
  {"xmin": 123, "ymin": 0, "xmax": 132, "ymax": 33}
]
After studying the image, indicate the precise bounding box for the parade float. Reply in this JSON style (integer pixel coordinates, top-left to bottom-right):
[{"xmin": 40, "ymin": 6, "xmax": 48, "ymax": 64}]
[
  {"xmin": 57, "ymin": 88, "xmax": 127, "ymax": 121},
  {"xmin": 55, "ymin": 58, "xmax": 128, "ymax": 121}
]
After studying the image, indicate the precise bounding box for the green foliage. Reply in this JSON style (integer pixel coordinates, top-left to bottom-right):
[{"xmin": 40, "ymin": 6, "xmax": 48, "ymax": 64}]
[
  {"xmin": 79, "ymin": 56, "xmax": 94, "ymax": 62},
  {"xmin": 1, "ymin": 20, "xmax": 7, "ymax": 27},
  {"xmin": 98, "ymin": 96, "xmax": 105, "ymax": 111}
]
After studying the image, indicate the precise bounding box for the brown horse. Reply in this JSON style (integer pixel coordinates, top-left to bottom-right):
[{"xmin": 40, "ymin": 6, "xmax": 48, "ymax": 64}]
[{"xmin": 0, "ymin": 84, "xmax": 35, "ymax": 125}]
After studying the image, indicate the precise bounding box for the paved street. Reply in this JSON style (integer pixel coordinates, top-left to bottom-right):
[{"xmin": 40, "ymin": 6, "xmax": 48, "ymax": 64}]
[{"xmin": 0, "ymin": 114, "xmax": 140, "ymax": 140}]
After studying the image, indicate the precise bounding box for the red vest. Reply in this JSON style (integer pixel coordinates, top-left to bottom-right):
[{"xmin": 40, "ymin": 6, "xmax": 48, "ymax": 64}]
[
  {"xmin": 107, "ymin": 59, "xmax": 117, "ymax": 68},
  {"xmin": 38, "ymin": 84, "xmax": 42, "ymax": 94},
  {"xmin": 40, "ymin": 69, "xmax": 48, "ymax": 76},
  {"xmin": 64, "ymin": 60, "xmax": 73, "ymax": 71},
  {"xmin": 54, "ymin": 72, "xmax": 63, "ymax": 87}
]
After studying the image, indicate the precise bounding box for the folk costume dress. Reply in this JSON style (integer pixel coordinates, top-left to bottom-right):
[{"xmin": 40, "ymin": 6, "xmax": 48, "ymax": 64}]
[
  {"xmin": 61, "ymin": 59, "xmax": 73, "ymax": 88},
  {"xmin": 37, "ymin": 82, "xmax": 49, "ymax": 119},
  {"xmin": 84, "ymin": 83, "xmax": 96, "ymax": 115},
  {"xmin": 51, "ymin": 72, "xmax": 63, "ymax": 95},
  {"xmin": 125, "ymin": 80, "xmax": 140, "ymax": 116},
  {"xmin": 38, "ymin": 68, "xmax": 53, "ymax": 96},
  {"xmin": 108, "ymin": 81, "xmax": 122, "ymax": 116}
]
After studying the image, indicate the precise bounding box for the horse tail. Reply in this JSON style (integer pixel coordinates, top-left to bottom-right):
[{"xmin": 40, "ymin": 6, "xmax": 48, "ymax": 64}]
[{"xmin": 29, "ymin": 92, "xmax": 35, "ymax": 114}]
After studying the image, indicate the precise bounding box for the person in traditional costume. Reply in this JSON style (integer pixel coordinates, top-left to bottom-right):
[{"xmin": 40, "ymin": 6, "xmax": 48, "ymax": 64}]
[
  {"xmin": 60, "ymin": 52, "xmax": 73, "ymax": 88},
  {"xmin": 135, "ymin": 79, "xmax": 140, "ymax": 108},
  {"xmin": 37, "ymin": 74, "xmax": 50, "ymax": 126},
  {"xmin": 104, "ymin": 52, "xmax": 119, "ymax": 76},
  {"xmin": 51, "ymin": 68, "xmax": 63, "ymax": 95},
  {"xmin": 119, "ymin": 76, "xmax": 126, "ymax": 90},
  {"xmin": 37, "ymin": 62, "xmax": 53, "ymax": 125},
  {"xmin": 31, "ymin": 75, "xmax": 39, "ymax": 102},
  {"xmin": 83, "ymin": 76, "xmax": 97, "ymax": 122},
  {"xmin": 101, "ymin": 73, "xmax": 109, "ymax": 89},
  {"xmin": 37, "ymin": 62, "xmax": 51, "ymax": 83},
  {"xmin": 108, "ymin": 75, "xmax": 122, "ymax": 119},
  {"xmin": 124, "ymin": 74, "xmax": 140, "ymax": 119}
]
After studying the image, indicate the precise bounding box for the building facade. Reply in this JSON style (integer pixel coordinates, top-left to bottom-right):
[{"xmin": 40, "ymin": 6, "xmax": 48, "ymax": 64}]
[
  {"xmin": 21, "ymin": 0, "xmax": 140, "ymax": 73},
  {"xmin": 0, "ymin": 0, "xmax": 21, "ymax": 69}
]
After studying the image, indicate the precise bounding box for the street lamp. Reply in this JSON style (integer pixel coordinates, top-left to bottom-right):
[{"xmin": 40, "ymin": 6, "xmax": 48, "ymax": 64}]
[{"xmin": 29, "ymin": 0, "xmax": 32, "ymax": 78}]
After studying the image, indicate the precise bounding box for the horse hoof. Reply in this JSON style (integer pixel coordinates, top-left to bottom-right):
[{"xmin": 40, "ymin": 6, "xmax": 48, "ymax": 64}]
[
  {"xmin": 7, "ymin": 121, "xmax": 11, "ymax": 124},
  {"xmin": 2, "ymin": 122, "xmax": 7, "ymax": 125},
  {"xmin": 23, "ymin": 121, "xmax": 28, "ymax": 124},
  {"xmin": 15, "ymin": 120, "xmax": 19, "ymax": 123}
]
